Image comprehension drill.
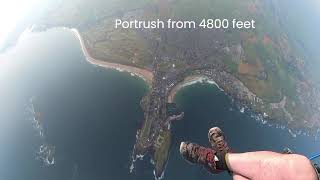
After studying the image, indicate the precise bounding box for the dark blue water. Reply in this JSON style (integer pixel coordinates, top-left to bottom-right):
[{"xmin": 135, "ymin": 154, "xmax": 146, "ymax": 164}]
[
  {"xmin": 0, "ymin": 28, "xmax": 319, "ymax": 180},
  {"xmin": 0, "ymin": 29, "xmax": 151, "ymax": 180},
  {"xmin": 166, "ymin": 84, "xmax": 320, "ymax": 179}
]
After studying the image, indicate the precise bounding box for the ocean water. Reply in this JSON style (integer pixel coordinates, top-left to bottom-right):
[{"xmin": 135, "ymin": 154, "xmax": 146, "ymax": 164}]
[
  {"xmin": 0, "ymin": 28, "xmax": 319, "ymax": 180},
  {"xmin": 167, "ymin": 83, "xmax": 320, "ymax": 179}
]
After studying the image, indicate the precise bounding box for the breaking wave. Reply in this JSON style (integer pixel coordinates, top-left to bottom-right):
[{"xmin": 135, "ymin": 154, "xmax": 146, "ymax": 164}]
[{"xmin": 27, "ymin": 96, "xmax": 56, "ymax": 166}]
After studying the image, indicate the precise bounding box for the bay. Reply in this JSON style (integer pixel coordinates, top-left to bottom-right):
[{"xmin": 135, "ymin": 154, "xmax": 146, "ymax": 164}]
[{"xmin": 0, "ymin": 28, "xmax": 319, "ymax": 180}]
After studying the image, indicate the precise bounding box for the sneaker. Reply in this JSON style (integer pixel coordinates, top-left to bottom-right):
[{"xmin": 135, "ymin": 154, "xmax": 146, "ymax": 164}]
[
  {"xmin": 208, "ymin": 127, "xmax": 231, "ymax": 154},
  {"xmin": 282, "ymin": 147, "xmax": 293, "ymax": 154},
  {"xmin": 179, "ymin": 142, "xmax": 221, "ymax": 174}
]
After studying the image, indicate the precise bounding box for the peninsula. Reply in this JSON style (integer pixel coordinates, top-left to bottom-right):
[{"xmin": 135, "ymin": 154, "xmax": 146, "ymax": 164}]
[{"xmin": 32, "ymin": 0, "xmax": 320, "ymax": 178}]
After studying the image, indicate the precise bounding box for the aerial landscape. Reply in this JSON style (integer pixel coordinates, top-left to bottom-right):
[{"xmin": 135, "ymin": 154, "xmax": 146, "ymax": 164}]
[
  {"xmin": 32, "ymin": 0, "xmax": 320, "ymax": 177},
  {"xmin": 1, "ymin": 0, "xmax": 320, "ymax": 179}
]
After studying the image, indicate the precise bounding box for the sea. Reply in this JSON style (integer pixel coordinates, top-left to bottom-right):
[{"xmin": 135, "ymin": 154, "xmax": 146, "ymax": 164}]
[{"xmin": 0, "ymin": 28, "xmax": 319, "ymax": 180}]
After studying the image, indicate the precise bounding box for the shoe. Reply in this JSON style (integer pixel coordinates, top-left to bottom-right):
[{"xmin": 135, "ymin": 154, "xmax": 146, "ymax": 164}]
[
  {"xmin": 282, "ymin": 147, "xmax": 293, "ymax": 154},
  {"xmin": 179, "ymin": 142, "xmax": 222, "ymax": 174},
  {"xmin": 208, "ymin": 127, "xmax": 231, "ymax": 154}
]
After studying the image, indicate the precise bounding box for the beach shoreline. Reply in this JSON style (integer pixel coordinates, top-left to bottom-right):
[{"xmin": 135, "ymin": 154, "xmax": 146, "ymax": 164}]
[
  {"xmin": 167, "ymin": 75, "xmax": 223, "ymax": 103},
  {"xmin": 71, "ymin": 28, "xmax": 154, "ymax": 85}
]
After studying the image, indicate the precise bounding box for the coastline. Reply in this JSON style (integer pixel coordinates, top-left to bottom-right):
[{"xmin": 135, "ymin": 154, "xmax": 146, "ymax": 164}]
[
  {"xmin": 2, "ymin": 23, "xmax": 319, "ymax": 180},
  {"xmin": 167, "ymin": 75, "xmax": 223, "ymax": 103},
  {"xmin": 71, "ymin": 28, "xmax": 154, "ymax": 85}
]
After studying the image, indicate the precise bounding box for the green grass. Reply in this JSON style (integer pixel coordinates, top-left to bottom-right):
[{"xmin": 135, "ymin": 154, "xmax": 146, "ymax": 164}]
[
  {"xmin": 153, "ymin": 129, "xmax": 171, "ymax": 175},
  {"xmin": 139, "ymin": 93, "xmax": 152, "ymax": 138},
  {"xmin": 44, "ymin": 0, "xmax": 315, "ymax": 125},
  {"xmin": 219, "ymin": 54, "xmax": 238, "ymax": 74}
]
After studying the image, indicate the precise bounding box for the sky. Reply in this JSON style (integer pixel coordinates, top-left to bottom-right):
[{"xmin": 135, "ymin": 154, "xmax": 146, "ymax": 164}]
[{"xmin": 0, "ymin": 0, "xmax": 41, "ymax": 47}]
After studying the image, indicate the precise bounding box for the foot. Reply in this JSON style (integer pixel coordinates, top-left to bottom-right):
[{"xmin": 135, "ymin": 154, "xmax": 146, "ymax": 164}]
[
  {"xmin": 179, "ymin": 142, "xmax": 222, "ymax": 174},
  {"xmin": 208, "ymin": 127, "xmax": 231, "ymax": 153},
  {"xmin": 282, "ymin": 147, "xmax": 293, "ymax": 154}
]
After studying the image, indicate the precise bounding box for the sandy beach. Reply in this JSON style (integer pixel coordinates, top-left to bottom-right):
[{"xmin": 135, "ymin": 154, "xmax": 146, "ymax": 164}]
[
  {"xmin": 71, "ymin": 28, "xmax": 224, "ymax": 105},
  {"xmin": 71, "ymin": 29, "xmax": 154, "ymax": 85},
  {"xmin": 167, "ymin": 75, "xmax": 223, "ymax": 103}
]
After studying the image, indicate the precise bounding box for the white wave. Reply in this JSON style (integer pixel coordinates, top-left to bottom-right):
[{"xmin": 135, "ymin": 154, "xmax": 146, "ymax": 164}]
[
  {"xmin": 263, "ymin": 112, "xmax": 268, "ymax": 118},
  {"xmin": 36, "ymin": 144, "xmax": 55, "ymax": 166},
  {"xmin": 153, "ymin": 170, "xmax": 164, "ymax": 180},
  {"xmin": 206, "ymin": 79, "xmax": 224, "ymax": 92},
  {"xmin": 245, "ymin": 108, "xmax": 312, "ymax": 138},
  {"xmin": 129, "ymin": 163, "xmax": 134, "ymax": 173},
  {"xmin": 288, "ymin": 129, "xmax": 297, "ymax": 138},
  {"xmin": 136, "ymin": 154, "xmax": 144, "ymax": 160}
]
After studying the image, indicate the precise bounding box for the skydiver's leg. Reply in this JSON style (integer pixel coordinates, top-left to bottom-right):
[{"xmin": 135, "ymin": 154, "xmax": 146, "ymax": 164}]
[
  {"xmin": 232, "ymin": 173, "xmax": 250, "ymax": 180},
  {"xmin": 226, "ymin": 151, "xmax": 317, "ymax": 180},
  {"xmin": 208, "ymin": 127, "xmax": 248, "ymax": 180}
]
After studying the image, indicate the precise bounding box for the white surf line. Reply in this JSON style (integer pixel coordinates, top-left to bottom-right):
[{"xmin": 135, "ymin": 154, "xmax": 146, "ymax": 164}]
[
  {"xmin": 181, "ymin": 76, "xmax": 224, "ymax": 91},
  {"xmin": 168, "ymin": 75, "xmax": 224, "ymax": 103}
]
